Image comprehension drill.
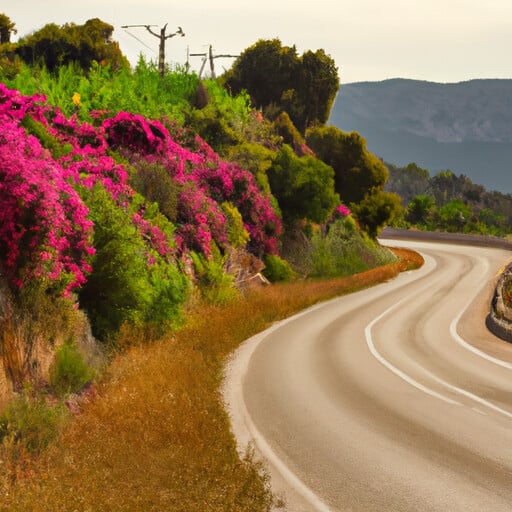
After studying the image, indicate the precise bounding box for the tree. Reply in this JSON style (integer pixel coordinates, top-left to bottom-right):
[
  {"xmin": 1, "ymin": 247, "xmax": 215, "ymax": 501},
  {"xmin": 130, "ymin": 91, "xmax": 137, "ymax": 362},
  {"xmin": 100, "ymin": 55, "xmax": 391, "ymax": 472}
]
[
  {"xmin": 0, "ymin": 13, "xmax": 16, "ymax": 44},
  {"xmin": 437, "ymin": 199, "xmax": 472, "ymax": 232},
  {"xmin": 296, "ymin": 49, "xmax": 339, "ymax": 130},
  {"xmin": 224, "ymin": 39, "xmax": 299, "ymax": 110},
  {"xmin": 406, "ymin": 194, "xmax": 436, "ymax": 224},
  {"xmin": 427, "ymin": 170, "xmax": 463, "ymax": 206},
  {"xmin": 223, "ymin": 39, "xmax": 338, "ymax": 133},
  {"xmin": 385, "ymin": 162, "xmax": 430, "ymax": 204},
  {"xmin": 15, "ymin": 18, "xmax": 129, "ymax": 72},
  {"xmin": 352, "ymin": 190, "xmax": 402, "ymax": 238},
  {"xmin": 267, "ymin": 144, "xmax": 339, "ymax": 224},
  {"xmin": 306, "ymin": 126, "xmax": 388, "ymax": 204}
]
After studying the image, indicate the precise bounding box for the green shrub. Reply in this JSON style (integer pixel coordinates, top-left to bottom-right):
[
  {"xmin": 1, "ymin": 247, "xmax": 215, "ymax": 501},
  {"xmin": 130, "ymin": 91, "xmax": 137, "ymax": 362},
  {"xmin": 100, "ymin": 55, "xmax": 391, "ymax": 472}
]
[
  {"xmin": 310, "ymin": 218, "xmax": 396, "ymax": 278},
  {"xmin": 49, "ymin": 341, "xmax": 95, "ymax": 396},
  {"xmin": 129, "ymin": 160, "xmax": 179, "ymax": 222},
  {"xmin": 191, "ymin": 245, "xmax": 238, "ymax": 305},
  {"xmin": 0, "ymin": 393, "xmax": 68, "ymax": 454},
  {"xmin": 21, "ymin": 115, "xmax": 73, "ymax": 159},
  {"xmin": 187, "ymin": 106, "xmax": 242, "ymax": 152},
  {"xmin": 2, "ymin": 59, "xmax": 198, "ymax": 122},
  {"xmin": 224, "ymin": 142, "xmax": 274, "ymax": 194},
  {"xmin": 282, "ymin": 217, "xmax": 396, "ymax": 279},
  {"xmin": 78, "ymin": 184, "xmax": 188, "ymax": 343},
  {"xmin": 221, "ymin": 202, "xmax": 250, "ymax": 248},
  {"xmin": 267, "ymin": 144, "xmax": 339, "ymax": 224},
  {"xmin": 262, "ymin": 254, "xmax": 295, "ymax": 282}
]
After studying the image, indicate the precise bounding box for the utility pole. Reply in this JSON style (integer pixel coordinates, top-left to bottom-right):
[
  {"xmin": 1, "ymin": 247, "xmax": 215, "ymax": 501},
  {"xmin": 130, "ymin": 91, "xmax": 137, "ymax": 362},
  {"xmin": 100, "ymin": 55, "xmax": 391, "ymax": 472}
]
[
  {"xmin": 188, "ymin": 45, "xmax": 238, "ymax": 79},
  {"xmin": 121, "ymin": 23, "xmax": 185, "ymax": 77}
]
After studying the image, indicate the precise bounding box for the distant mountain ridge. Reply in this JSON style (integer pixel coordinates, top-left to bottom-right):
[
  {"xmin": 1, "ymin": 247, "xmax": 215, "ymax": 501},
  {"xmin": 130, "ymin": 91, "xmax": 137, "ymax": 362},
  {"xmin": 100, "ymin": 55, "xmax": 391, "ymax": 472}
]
[{"xmin": 328, "ymin": 78, "xmax": 512, "ymax": 192}]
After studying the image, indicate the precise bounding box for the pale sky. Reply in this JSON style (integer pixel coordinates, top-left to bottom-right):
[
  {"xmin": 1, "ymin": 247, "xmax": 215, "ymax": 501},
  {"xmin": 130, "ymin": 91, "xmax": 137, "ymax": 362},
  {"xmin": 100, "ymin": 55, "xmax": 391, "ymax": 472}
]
[{"xmin": 3, "ymin": 0, "xmax": 512, "ymax": 84}]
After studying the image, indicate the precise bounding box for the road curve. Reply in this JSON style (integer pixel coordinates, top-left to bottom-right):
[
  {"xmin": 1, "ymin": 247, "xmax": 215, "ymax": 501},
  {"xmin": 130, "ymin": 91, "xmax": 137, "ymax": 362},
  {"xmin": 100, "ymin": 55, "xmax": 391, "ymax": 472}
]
[{"xmin": 223, "ymin": 240, "xmax": 512, "ymax": 511}]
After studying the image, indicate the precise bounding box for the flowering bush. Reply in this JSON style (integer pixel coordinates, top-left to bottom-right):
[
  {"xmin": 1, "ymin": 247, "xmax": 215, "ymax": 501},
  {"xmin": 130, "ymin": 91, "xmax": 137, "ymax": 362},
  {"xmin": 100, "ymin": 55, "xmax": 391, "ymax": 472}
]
[
  {"xmin": 335, "ymin": 204, "xmax": 351, "ymax": 218},
  {"xmin": 0, "ymin": 118, "xmax": 93, "ymax": 296},
  {"xmin": 101, "ymin": 111, "xmax": 282, "ymax": 256},
  {"xmin": 0, "ymin": 82, "xmax": 282, "ymax": 335},
  {"xmin": 103, "ymin": 112, "xmax": 167, "ymax": 155}
]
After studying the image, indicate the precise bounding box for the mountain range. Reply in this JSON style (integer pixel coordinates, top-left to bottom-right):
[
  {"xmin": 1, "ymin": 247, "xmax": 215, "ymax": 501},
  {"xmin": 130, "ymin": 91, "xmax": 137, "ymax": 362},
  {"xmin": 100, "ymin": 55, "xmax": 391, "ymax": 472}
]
[{"xmin": 328, "ymin": 78, "xmax": 512, "ymax": 193}]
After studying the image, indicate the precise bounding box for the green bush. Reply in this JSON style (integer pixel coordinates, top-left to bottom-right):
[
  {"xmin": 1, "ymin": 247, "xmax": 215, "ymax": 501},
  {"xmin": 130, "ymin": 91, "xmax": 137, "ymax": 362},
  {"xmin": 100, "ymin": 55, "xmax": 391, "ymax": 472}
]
[
  {"xmin": 262, "ymin": 254, "xmax": 295, "ymax": 282},
  {"xmin": 2, "ymin": 59, "xmax": 198, "ymax": 122},
  {"xmin": 21, "ymin": 115, "xmax": 73, "ymax": 159},
  {"xmin": 0, "ymin": 393, "xmax": 68, "ymax": 454},
  {"xmin": 310, "ymin": 218, "xmax": 396, "ymax": 278},
  {"xmin": 221, "ymin": 202, "xmax": 250, "ymax": 248},
  {"xmin": 191, "ymin": 245, "xmax": 238, "ymax": 305},
  {"xmin": 282, "ymin": 217, "xmax": 396, "ymax": 279},
  {"xmin": 129, "ymin": 160, "xmax": 179, "ymax": 222},
  {"xmin": 267, "ymin": 144, "xmax": 339, "ymax": 224},
  {"xmin": 49, "ymin": 341, "xmax": 95, "ymax": 396},
  {"xmin": 78, "ymin": 184, "xmax": 188, "ymax": 343}
]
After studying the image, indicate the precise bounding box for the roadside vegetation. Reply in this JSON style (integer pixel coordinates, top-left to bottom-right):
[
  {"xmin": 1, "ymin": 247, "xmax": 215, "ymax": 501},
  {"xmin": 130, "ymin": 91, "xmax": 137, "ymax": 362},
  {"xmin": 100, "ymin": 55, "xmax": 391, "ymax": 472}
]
[{"xmin": 1, "ymin": 248, "xmax": 422, "ymax": 511}]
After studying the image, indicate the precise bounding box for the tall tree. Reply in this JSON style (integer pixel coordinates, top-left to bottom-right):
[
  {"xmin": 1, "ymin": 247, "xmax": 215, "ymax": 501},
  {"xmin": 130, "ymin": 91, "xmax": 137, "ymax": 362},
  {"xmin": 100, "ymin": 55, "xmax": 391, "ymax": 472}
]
[
  {"xmin": 267, "ymin": 144, "xmax": 339, "ymax": 224},
  {"xmin": 306, "ymin": 126, "xmax": 388, "ymax": 204},
  {"xmin": 0, "ymin": 13, "xmax": 16, "ymax": 44},
  {"xmin": 296, "ymin": 49, "xmax": 339, "ymax": 130},
  {"xmin": 224, "ymin": 39, "xmax": 338, "ymax": 134},
  {"xmin": 352, "ymin": 189, "xmax": 402, "ymax": 238}
]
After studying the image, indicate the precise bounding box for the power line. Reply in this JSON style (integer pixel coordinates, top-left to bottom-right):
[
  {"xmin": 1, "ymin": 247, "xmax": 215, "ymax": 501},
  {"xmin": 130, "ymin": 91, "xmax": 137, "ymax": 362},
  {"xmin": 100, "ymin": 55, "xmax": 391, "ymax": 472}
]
[
  {"xmin": 121, "ymin": 23, "xmax": 185, "ymax": 77},
  {"xmin": 122, "ymin": 28, "xmax": 156, "ymax": 53}
]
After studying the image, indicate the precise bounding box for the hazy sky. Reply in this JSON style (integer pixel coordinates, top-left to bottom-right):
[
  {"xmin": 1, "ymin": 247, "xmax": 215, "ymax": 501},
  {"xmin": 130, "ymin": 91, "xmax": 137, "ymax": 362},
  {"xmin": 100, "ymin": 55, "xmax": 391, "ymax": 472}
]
[{"xmin": 4, "ymin": 0, "xmax": 512, "ymax": 84}]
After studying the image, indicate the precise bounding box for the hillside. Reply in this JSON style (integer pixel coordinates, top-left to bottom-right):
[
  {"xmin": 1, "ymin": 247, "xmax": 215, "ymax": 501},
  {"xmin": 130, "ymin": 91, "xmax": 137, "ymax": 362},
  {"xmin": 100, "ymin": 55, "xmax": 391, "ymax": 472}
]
[{"xmin": 329, "ymin": 78, "xmax": 512, "ymax": 192}]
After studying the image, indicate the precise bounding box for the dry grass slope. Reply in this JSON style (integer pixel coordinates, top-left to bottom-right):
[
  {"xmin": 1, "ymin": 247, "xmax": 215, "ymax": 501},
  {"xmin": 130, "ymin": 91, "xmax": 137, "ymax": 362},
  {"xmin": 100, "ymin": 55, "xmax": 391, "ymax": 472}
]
[{"xmin": 1, "ymin": 248, "xmax": 422, "ymax": 511}]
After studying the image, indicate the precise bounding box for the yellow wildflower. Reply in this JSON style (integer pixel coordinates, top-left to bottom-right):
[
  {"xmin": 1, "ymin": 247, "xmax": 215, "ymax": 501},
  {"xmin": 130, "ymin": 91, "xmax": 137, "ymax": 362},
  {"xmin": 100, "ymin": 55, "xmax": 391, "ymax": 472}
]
[{"xmin": 72, "ymin": 92, "xmax": 81, "ymax": 106}]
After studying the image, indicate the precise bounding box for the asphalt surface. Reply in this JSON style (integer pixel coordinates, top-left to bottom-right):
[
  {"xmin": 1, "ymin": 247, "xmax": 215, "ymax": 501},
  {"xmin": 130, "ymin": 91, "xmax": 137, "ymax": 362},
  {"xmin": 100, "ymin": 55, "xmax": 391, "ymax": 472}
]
[{"xmin": 224, "ymin": 239, "xmax": 512, "ymax": 511}]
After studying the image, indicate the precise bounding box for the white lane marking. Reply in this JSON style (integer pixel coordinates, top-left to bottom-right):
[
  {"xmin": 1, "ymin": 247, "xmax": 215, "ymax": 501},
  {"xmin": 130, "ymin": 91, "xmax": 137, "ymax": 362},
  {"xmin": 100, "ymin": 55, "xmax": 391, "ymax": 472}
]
[
  {"xmin": 451, "ymin": 312, "xmax": 512, "ymax": 370},
  {"xmin": 450, "ymin": 255, "xmax": 512, "ymax": 370},
  {"xmin": 365, "ymin": 253, "xmax": 512, "ymax": 419},
  {"xmin": 423, "ymin": 366, "xmax": 512, "ymax": 419},
  {"xmin": 364, "ymin": 299, "xmax": 463, "ymax": 407}
]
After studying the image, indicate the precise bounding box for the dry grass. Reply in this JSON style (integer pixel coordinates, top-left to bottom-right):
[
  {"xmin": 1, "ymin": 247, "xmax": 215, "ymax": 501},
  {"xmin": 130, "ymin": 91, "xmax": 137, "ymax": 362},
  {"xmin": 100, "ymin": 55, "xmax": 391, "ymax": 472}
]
[{"xmin": 1, "ymin": 248, "xmax": 422, "ymax": 511}]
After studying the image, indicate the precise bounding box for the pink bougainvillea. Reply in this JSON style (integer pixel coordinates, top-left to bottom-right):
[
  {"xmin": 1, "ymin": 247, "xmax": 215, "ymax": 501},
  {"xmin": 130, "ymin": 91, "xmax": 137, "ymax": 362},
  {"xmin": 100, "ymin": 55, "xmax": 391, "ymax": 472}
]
[
  {"xmin": 101, "ymin": 111, "xmax": 282, "ymax": 256},
  {"xmin": 0, "ymin": 118, "xmax": 94, "ymax": 296},
  {"xmin": 131, "ymin": 212, "xmax": 175, "ymax": 260},
  {"xmin": 0, "ymin": 83, "xmax": 283, "ymax": 302},
  {"xmin": 176, "ymin": 186, "xmax": 228, "ymax": 257},
  {"xmin": 335, "ymin": 204, "xmax": 351, "ymax": 217}
]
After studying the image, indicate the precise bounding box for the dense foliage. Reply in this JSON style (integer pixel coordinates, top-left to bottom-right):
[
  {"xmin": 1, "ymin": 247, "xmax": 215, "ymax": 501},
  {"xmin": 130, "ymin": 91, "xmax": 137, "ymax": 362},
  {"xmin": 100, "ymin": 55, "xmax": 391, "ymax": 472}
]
[
  {"xmin": 0, "ymin": 14, "xmax": 451, "ymax": 396},
  {"xmin": 223, "ymin": 38, "xmax": 339, "ymax": 133},
  {"xmin": 0, "ymin": 81, "xmax": 283, "ymax": 346},
  {"xmin": 306, "ymin": 125, "xmax": 402, "ymax": 237},
  {"xmin": 386, "ymin": 163, "xmax": 512, "ymax": 235},
  {"xmin": 267, "ymin": 144, "xmax": 339, "ymax": 224},
  {"xmin": 15, "ymin": 18, "xmax": 128, "ymax": 72}
]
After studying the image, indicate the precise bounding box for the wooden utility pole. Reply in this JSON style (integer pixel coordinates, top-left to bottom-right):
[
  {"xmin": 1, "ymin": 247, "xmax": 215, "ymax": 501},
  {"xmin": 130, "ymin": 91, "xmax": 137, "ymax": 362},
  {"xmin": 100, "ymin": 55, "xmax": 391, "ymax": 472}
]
[
  {"xmin": 121, "ymin": 23, "xmax": 185, "ymax": 77},
  {"xmin": 188, "ymin": 45, "xmax": 238, "ymax": 78}
]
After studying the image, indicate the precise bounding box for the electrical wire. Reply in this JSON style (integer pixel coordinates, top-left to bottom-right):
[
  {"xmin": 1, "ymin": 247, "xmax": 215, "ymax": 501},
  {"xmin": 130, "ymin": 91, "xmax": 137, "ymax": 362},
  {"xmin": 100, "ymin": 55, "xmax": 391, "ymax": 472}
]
[{"xmin": 122, "ymin": 28, "xmax": 156, "ymax": 53}]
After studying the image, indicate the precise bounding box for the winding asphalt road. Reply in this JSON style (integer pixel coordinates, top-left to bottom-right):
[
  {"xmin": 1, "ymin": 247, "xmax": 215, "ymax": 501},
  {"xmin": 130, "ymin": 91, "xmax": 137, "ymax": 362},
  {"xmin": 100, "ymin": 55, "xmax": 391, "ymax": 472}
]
[{"xmin": 224, "ymin": 239, "xmax": 512, "ymax": 511}]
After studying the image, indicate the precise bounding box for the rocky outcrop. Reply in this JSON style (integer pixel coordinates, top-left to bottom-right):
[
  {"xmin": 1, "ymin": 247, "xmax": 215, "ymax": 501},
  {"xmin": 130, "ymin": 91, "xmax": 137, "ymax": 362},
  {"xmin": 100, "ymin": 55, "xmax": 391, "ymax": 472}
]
[
  {"xmin": 487, "ymin": 268, "xmax": 512, "ymax": 342},
  {"xmin": 224, "ymin": 248, "xmax": 269, "ymax": 291}
]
